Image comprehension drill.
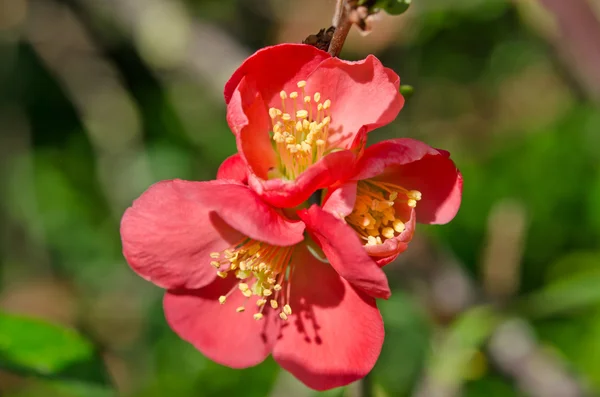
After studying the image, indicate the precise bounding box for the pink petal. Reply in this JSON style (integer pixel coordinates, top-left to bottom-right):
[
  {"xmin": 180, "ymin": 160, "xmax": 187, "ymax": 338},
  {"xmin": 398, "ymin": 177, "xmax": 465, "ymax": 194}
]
[
  {"xmin": 121, "ymin": 180, "xmax": 242, "ymax": 289},
  {"xmin": 224, "ymin": 44, "xmax": 330, "ymax": 106},
  {"xmin": 175, "ymin": 180, "xmax": 305, "ymax": 246},
  {"xmin": 273, "ymin": 245, "xmax": 384, "ymax": 391},
  {"xmin": 305, "ymin": 55, "xmax": 403, "ymax": 150},
  {"xmin": 322, "ymin": 181, "xmax": 358, "ymax": 219},
  {"xmin": 217, "ymin": 154, "xmax": 248, "ymax": 184},
  {"xmin": 298, "ymin": 205, "xmax": 391, "ymax": 299},
  {"xmin": 164, "ymin": 280, "xmax": 280, "ymax": 368},
  {"xmin": 121, "ymin": 180, "xmax": 305, "ymax": 290},
  {"xmin": 247, "ymin": 150, "xmax": 357, "ymax": 209},
  {"xmin": 353, "ymin": 138, "xmax": 463, "ymax": 224},
  {"xmin": 227, "ymin": 77, "xmax": 276, "ymax": 179}
]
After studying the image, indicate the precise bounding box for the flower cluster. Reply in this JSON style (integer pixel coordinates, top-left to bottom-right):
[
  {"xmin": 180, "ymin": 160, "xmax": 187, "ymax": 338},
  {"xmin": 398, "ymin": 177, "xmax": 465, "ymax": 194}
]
[{"xmin": 120, "ymin": 44, "xmax": 462, "ymax": 391}]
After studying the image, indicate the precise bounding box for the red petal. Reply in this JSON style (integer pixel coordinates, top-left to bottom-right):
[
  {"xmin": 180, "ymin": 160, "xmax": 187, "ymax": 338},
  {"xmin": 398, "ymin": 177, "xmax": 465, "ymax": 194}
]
[
  {"xmin": 322, "ymin": 181, "xmax": 358, "ymax": 219},
  {"xmin": 298, "ymin": 205, "xmax": 391, "ymax": 299},
  {"xmin": 227, "ymin": 77, "xmax": 276, "ymax": 179},
  {"xmin": 164, "ymin": 280, "xmax": 280, "ymax": 368},
  {"xmin": 175, "ymin": 180, "xmax": 305, "ymax": 246},
  {"xmin": 305, "ymin": 55, "xmax": 403, "ymax": 150},
  {"xmin": 121, "ymin": 180, "xmax": 242, "ymax": 289},
  {"xmin": 273, "ymin": 245, "xmax": 384, "ymax": 391},
  {"xmin": 247, "ymin": 150, "xmax": 357, "ymax": 208},
  {"xmin": 217, "ymin": 154, "xmax": 248, "ymax": 184},
  {"xmin": 224, "ymin": 44, "xmax": 330, "ymax": 106},
  {"xmin": 354, "ymin": 139, "xmax": 463, "ymax": 224},
  {"xmin": 363, "ymin": 207, "xmax": 416, "ymax": 262},
  {"xmin": 121, "ymin": 180, "xmax": 305, "ymax": 290}
]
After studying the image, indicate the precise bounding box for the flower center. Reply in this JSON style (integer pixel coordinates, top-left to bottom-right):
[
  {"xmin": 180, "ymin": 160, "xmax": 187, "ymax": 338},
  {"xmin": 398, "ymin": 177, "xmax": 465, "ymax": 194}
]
[
  {"xmin": 268, "ymin": 80, "xmax": 332, "ymax": 180},
  {"xmin": 210, "ymin": 239, "xmax": 294, "ymax": 321},
  {"xmin": 346, "ymin": 180, "xmax": 422, "ymax": 246}
]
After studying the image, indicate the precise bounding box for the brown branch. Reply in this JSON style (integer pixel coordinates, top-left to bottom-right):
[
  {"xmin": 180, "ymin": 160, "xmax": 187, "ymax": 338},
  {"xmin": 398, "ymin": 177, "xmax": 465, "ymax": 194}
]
[{"xmin": 328, "ymin": 0, "xmax": 352, "ymax": 57}]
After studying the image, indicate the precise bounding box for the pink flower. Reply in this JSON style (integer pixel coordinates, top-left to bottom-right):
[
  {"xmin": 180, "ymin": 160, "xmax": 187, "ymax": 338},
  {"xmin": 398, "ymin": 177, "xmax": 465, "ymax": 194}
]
[
  {"xmin": 225, "ymin": 44, "xmax": 404, "ymax": 208},
  {"xmin": 120, "ymin": 179, "xmax": 392, "ymax": 390},
  {"xmin": 321, "ymin": 138, "xmax": 463, "ymax": 266}
]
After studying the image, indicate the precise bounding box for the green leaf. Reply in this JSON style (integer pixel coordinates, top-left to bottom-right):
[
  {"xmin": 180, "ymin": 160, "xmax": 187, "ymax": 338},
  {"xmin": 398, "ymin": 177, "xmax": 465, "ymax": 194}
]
[
  {"xmin": 0, "ymin": 312, "xmax": 112, "ymax": 388},
  {"xmin": 375, "ymin": 0, "xmax": 411, "ymax": 15},
  {"xmin": 427, "ymin": 307, "xmax": 500, "ymax": 388},
  {"xmin": 517, "ymin": 269, "xmax": 600, "ymax": 318},
  {"xmin": 399, "ymin": 85, "xmax": 414, "ymax": 98}
]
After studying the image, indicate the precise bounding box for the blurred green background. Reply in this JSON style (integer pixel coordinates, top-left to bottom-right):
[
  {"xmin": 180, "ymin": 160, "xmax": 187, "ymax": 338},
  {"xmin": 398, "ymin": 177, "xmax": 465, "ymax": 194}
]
[{"xmin": 1, "ymin": 0, "xmax": 600, "ymax": 396}]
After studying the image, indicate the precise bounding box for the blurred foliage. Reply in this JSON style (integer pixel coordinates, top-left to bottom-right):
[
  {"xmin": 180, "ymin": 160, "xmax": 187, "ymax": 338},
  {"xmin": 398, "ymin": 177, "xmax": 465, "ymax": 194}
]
[{"xmin": 1, "ymin": 0, "xmax": 600, "ymax": 396}]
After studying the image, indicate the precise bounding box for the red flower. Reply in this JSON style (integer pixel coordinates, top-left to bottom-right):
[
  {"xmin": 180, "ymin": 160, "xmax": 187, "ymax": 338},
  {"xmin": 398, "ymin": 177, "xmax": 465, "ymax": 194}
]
[
  {"xmin": 321, "ymin": 138, "xmax": 463, "ymax": 266},
  {"xmin": 120, "ymin": 179, "xmax": 391, "ymax": 390},
  {"xmin": 225, "ymin": 44, "xmax": 404, "ymax": 208}
]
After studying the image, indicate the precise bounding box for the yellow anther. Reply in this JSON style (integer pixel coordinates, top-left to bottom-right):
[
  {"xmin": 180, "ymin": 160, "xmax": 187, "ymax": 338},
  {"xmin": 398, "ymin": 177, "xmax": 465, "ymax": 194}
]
[
  {"xmin": 253, "ymin": 313, "xmax": 264, "ymax": 320},
  {"xmin": 267, "ymin": 277, "xmax": 276, "ymax": 284},
  {"xmin": 280, "ymin": 90, "xmax": 287, "ymax": 100},
  {"xmin": 210, "ymin": 261, "xmax": 221, "ymax": 268},
  {"xmin": 316, "ymin": 139, "xmax": 325, "ymax": 146},
  {"xmin": 290, "ymin": 91, "xmax": 298, "ymax": 99},
  {"xmin": 241, "ymin": 289, "xmax": 252, "ymax": 298},
  {"xmin": 382, "ymin": 227, "xmax": 395, "ymax": 239},
  {"xmin": 263, "ymin": 289, "xmax": 273, "ymax": 297},
  {"xmin": 407, "ymin": 199, "xmax": 417, "ymax": 208},
  {"xmin": 282, "ymin": 113, "xmax": 291, "ymax": 121},
  {"xmin": 210, "ymin": 252, "xmax": 220, "ymax": 259},
  {"xmin": 270, "ymin": 300, "xmax": 279, "ymax": 309},
  {"xmin": 314, "ymin": 92, "xmax": 321, "ymax": 102},
  {"xmin": 297, "ymin": 81, "xmax": 306, "ymax": 88},
  {"xmin": 389, "ymin": 191, "xmax": 398, "ymax": 201},
  {"xmin": 393, "ymin": 219, "xmax": 405, "ymax": 233},
  {"xmin": 283, "ymin": 305, "xmax": 292, "ymax": 315},
  {"xmin": 322, "ymin": 116, "xmax": 331, "ymax": 125},
  {"xmin": 273, "ymin": 284, "xmax": 282, "ymax": 291},
  {"xmin": 296, "ymin": 110, "xmax": 309, "ymax": 119},
  {"xmin": 218, "ymin": 296, "xmax": 226, "ymax": 304},
  {"xmin": 236, "ymin": 306, "xmax": 245, "ymax": 313},
  {"xmin": 323, "ymin": 99, "xmax": 331, "ymax": 109},
  {"xmin": 238, "ymin": 283, "xmax": 249, "ymax": 291},
  {"xmin": 317, "ymin": 103, "xmax": 323, "ymax": 111},
  {"xmin": 258, "ymin": 263, "xmax": 267, "ymax": 272},
  {"xmin": 217, "ymin": 271, "xmax": 227, "ymax": 278},
  {"xmin": 256, "ymin": 299, "xmax": 266, "ymax": 306},
  {"xmin": 269, "ymin": 108, "xmax": 279, "ymax": 119},
  {"xmin": 296, "ymin": 121, "xmax": 303, "ymax": 132},
  {"xmin": 304, "ymin": 96, "xmax": 311, "ymax": 103},
  {"xmin": 279, "ymin": 312, "xmax": 288, "ymax": 321},
  {"xmin": 409, "ymin": 190, "xmax": 422, "ymax": 201},
  {"xmin": 367, "ymin": 236, "xmax": 378, "ymax": 246}
]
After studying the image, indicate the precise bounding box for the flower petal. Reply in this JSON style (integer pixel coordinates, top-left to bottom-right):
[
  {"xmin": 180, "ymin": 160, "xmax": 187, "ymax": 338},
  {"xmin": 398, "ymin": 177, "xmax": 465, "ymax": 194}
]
[
  {"xmin": 121, "ymin": 180, "xmax": 242, "ymax": 289},
  {"xmin": 363, "ymin": 207, "xmax": 416, "ymax": 264},
  {"xmin": 224, "ymin": 44, "xmax": 330, "ymax": 106},
  {"xmin": 273, "ymin": 245, "xmax": 384, "ymax": 391},
  {"xmin": 353, "ymin": 138, "xmax": 463, "ymax": 224},
  {"xmin": 298, "ymin": 205, "xmax": 391, "ymax": 299},
  {"xmin": 247, "ymin": 150, "xmax": 357, "ymax": 208},
  {"xmin": 164, "ymin": 280, "xmax": 280, "ymax": 368},
  {"xmin": 322, "ymin": 181, "xmax": 358, "ymax": 219},
  {"xmin": 121, "ymin": 180, "xmax": 305, "ymax": 290},
  {"xmin": 227, "ymin": 77, "xmax": 276, "ymax": 179},
  {"xmin": 217, "ymin": 154, "xmax": 248, "ymax": 184},
  {"xmin": 174, "ymin": 180, "xmax": 306, "ymax": 246},
  {"xmin": 305, "ymin": 55, "xmax": 403, "ymax": 149}
]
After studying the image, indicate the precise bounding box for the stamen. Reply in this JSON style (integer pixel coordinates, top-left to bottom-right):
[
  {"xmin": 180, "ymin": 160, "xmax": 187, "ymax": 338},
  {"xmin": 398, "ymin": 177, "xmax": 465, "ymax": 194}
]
[
  {"xmin": 268, "ymin": 80, "xmax": 336, "ymax": 180},
  {"xmin": 347, "ymin": 181, "xmax": 421, "ymax": 246},
  {"xmin": 210, "ymin": 237, "xmax": 296, "ymax": 321}
]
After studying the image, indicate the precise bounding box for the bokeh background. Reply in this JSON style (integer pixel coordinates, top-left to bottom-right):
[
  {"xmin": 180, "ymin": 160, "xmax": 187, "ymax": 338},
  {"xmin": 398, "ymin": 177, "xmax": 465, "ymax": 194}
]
[{"xmin": 2, "ymin": 0, "xmax": 600, "ymax": 396}]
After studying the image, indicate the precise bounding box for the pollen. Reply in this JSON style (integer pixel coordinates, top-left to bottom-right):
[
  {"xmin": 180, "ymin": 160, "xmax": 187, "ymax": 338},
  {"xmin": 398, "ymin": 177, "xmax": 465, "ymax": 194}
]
[
  {"xmin": 209, "ymin": 237, "xmax": 296, "ymax": 321},
  {"xmin": 268, "ymin": 80, "xmax": 333, "ymax": 181},
  {"xmin": 346, "ymin": 180, "xmax": 422, "ymax": 246}
]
